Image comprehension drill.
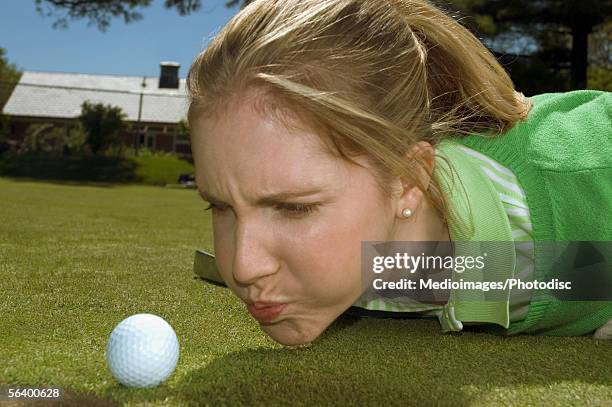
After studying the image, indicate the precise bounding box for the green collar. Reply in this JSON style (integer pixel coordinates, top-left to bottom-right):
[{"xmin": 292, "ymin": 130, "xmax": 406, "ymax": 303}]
[{"xmin": 433, "ymin": 140, "xmax": 516, "ymax": 330}]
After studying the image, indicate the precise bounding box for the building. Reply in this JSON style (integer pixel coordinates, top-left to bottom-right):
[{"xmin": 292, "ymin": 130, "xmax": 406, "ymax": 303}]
[{"xmin": 2, "ymin": 62, "xmax": 191, "ymax": 155}]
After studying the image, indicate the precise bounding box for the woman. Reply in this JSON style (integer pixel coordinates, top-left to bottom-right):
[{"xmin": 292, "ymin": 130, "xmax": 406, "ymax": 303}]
[{"xmin": 187, "ymin": 0, "xmax": 612, "ymax": 346}]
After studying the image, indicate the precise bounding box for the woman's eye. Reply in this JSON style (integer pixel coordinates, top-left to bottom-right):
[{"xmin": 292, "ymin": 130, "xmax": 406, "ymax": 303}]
[
  {"xmin": 277, "ymin": 203, "xmax": 318, "ymax": 217},
  {"xmin": 204, "ymin": 202, "xmax": 318, "ymax": 217}
]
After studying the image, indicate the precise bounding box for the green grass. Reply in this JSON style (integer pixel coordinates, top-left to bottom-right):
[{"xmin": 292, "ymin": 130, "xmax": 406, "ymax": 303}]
[
  {"xmin": 1, "ymin": 177, "xmax": 611, "ymax": 406},
  {"xmin": 0, "ymin": 152, "xmax": 194, "ymax": 186}
]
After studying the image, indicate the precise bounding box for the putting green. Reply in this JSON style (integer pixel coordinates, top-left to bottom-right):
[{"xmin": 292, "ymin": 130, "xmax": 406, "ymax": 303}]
[{"xmin": 1, "ymin": 177, "xmax": 610, "ymax": 406}]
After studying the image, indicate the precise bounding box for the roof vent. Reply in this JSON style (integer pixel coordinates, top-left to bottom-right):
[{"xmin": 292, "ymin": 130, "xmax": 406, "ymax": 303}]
[{"xmin": 159, "ymin": 61, "xmax": 180, "ymax": 89}]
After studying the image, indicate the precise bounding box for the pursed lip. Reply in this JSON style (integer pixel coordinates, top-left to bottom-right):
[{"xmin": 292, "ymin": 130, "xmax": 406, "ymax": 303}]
[{"xmin": 245, "ymin": 301, "xmax": 287, "ymax": 323}]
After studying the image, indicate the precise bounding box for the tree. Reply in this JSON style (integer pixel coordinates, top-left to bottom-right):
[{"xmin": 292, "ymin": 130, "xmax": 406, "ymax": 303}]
[
  {"xmin": 0, "ymin": 47, "xmax": 21, "ymax": 111},
  {"xmin": 79, "ymin": 101, "xmax": 126, "ymax": 154},
  {"xmin": 587, "ymin": 20, "xmax": 612, "ymax": 90},
  {"xmin": 20, "ymin": 123, "xmax": 87, "ymax": 154},
  {"xmin": 224, "ymin": 0, "xmax": 252, "ymax": 7},
  {"xmin": 436, "ymin": 0, "xmax": 612, "ymax": 90},
  {"xmin": 35, "ymin": 0, "xmax": 204, "ymax": 30},
  {"xmin": 0, "ymin": 47, "xmax": 22, "ymax": 151},
  {"xmin": 34, "ymin": 0, "xmax": 610, "ymax": 91}
]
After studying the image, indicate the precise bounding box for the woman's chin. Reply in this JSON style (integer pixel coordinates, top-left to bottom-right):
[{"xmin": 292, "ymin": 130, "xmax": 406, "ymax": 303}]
[{"xmin": 260, "ymin": 318, "xmax": 328, "ymax": 346}]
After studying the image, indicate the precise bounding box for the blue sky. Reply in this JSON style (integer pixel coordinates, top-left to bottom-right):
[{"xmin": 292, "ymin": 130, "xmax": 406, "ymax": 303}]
[{"xmin": 0, "ymin": 0, "xmax": 242, "ymax": 78}]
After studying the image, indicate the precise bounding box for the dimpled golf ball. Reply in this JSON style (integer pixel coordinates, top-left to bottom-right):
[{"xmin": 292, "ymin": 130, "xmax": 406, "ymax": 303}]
[{"xmin": 106, "ymin": 314, "xmax": 179, "ymax": 388}]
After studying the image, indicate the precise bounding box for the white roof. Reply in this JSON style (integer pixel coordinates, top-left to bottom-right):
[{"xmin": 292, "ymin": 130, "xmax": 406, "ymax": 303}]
[{"xmin": 3, "ymin": 71, "xmax": 188, "ymax": 124}]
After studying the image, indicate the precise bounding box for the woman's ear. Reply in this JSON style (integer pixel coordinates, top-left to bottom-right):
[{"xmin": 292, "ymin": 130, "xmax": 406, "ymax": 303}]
[
  {"xmin": 405, "ymin": 141, "xmax": 436, "ymax": 189},
  {"xmin": 392, "ymin": 141, "xmax": 436, "ymax": 220}
]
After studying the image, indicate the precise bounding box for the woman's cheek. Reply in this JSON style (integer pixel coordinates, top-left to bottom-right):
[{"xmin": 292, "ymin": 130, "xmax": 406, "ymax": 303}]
[
  {"xmin": 313, "ymin": 247, "xmax": 363, "ymax": 294},
  {"xmin": 261, "ymin": 301, "xmax": 340, "ymax": 346}
]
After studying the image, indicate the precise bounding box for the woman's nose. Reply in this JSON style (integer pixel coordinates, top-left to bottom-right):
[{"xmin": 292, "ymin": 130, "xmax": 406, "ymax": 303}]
[{"xmin": 231, "ymin": 221, "xmax": 279, "ymax": 286}]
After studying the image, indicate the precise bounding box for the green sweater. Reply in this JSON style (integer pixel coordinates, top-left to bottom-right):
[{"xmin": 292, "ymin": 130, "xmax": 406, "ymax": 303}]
[{"xmin": 445, "ymin": 90, "xmax": 612, "ymax": 336}]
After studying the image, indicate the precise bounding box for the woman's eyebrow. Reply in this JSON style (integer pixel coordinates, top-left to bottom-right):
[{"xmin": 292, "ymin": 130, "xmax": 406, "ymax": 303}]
[{"xmin": 198, "ymin": 188, "xmax": 325, "ymax": 206}]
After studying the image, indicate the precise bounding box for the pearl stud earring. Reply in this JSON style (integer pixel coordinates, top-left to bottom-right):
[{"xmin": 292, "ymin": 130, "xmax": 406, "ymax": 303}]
[{"xmin": 402, "ymin": 208, "xmax": 413, "ymax": 218}]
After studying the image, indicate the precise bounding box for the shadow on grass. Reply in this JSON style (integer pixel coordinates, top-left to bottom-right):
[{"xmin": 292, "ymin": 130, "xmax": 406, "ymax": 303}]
[
  {"xmin": 0, "ymin": 153, "xmax": 142, "ymax": 185},
  {"xmin": 104, "ymin": 315, "xmax": 612, "ymax": 406}
]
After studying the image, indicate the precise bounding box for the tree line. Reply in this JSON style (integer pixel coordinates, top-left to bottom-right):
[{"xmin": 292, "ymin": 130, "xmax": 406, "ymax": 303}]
[
  {"xmin": 1, "ymin": 0, "xmax": 610, "ymax": 154},
  {"xmin": 32, "ymin": 0, "xmax": 612, "ymax": 92}
]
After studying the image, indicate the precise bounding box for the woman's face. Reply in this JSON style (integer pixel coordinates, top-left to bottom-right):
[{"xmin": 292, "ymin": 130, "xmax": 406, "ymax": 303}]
[{"xmin": 190, "ymin": 92, "xmax": 397, "ymax": 346}]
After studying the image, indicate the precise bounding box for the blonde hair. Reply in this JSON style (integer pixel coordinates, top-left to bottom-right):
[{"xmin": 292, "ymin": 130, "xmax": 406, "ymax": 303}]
[{"xmin": 187, "ymin": 0, "xmax": 530, "ymax": 235}]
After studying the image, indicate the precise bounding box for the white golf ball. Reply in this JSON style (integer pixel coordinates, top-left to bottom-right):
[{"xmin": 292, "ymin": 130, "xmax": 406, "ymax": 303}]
[{"xmin": 106, "ymin": 314, "xmax": 180, "ymax": 388}]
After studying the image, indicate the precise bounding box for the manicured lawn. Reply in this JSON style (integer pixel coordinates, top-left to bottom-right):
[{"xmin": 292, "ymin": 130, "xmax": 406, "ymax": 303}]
[
  {"xmin": 0, "ymin": 152, "xmax": 195, "ymax": 186},
  {"xmin": 1, "ymin": 177, "xmax": 610, "ymax": 406}
]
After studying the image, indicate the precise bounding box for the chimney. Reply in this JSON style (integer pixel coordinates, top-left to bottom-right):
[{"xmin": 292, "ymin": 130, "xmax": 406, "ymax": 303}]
[{"xmin": 159, "ymin": 61, "xmax": 180, "ymax": 89}]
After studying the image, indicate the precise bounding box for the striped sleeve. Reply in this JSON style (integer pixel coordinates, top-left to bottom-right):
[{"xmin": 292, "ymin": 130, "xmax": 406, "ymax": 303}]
[{"xmin": 458, "ymin": 146, "xmax": 535, "ymax": 322}]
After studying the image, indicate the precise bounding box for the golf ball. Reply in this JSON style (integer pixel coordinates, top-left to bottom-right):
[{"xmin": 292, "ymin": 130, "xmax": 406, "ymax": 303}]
[{"xmin": 106, "ymin": 314, "xmax": 179, "ymax": 388}]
